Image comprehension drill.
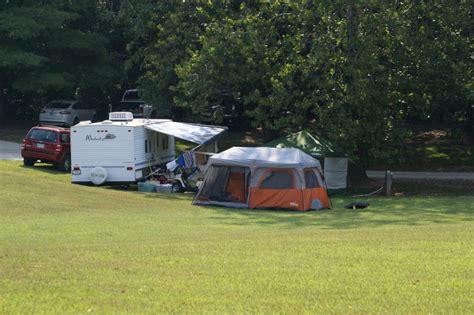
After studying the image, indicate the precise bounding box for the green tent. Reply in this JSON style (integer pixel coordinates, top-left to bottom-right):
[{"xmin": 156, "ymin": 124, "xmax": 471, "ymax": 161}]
[
  {"xmin": 265, "ymin": 130, "xmax": 345, "ymax": 158},
  {"xmin": 265, "ymin": 130, "xmax": 348, "ymax": 192}
]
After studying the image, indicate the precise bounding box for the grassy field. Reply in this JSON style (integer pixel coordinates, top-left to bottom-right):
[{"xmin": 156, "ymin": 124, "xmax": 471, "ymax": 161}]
[{"xmin": 0, "ymin": 161, "xmax": 473, "ymax": 314}]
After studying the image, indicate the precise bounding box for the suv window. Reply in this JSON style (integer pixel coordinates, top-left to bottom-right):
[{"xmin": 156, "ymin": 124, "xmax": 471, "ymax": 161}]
[{"xmin": 28, "ymin": 129, "xmax": 58, "ymax": 142}]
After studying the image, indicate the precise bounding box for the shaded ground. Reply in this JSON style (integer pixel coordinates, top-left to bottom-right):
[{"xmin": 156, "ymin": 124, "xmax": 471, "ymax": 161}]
[
  {"xmin": 373, "ymin": 124, "xmax": 473, "ymax": 171},
  {"xmin": 348, "ymin": 177, "xmax": 474, "ymax": 197},
  {"xmin": 367, "ymin": 170, "xmax": 474, "ymax": 180},
  {"xmin": 221, "ymin": 124, "xmax": 474, "ymax": 171}
]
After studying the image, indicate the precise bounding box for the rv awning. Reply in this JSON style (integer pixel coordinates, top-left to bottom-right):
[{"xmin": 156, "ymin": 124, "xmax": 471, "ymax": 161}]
[{"xmin": 145, "ymin": 121, "xmax": 227, "ymax": 145}]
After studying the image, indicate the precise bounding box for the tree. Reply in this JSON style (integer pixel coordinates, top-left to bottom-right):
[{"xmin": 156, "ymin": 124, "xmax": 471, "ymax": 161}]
[
  {"xmin": 119, "ymin": 1, "xmax": 218, "ymax": 117},
  {"xmin": 119, "ymin": 0, "xmax": 473, "ymax": 169},
  {"xmin": 0, "ymin": 0, "xmax": 120, "ymax": 119}
]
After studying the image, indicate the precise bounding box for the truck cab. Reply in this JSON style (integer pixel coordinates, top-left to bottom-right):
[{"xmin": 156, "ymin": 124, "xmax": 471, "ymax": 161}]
[{"xmin": 110, "ymin": 89, "xmax": 156, "ymax": 118}]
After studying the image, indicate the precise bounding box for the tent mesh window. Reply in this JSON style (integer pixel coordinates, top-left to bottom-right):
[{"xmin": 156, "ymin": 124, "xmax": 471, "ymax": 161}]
[
  {"xmin": 224, "ymin": 167, "xmax": 248, "ymax": 203},
  {"xmin": 304, "ymin": 169, "xmax": 321, "ymax": 188},
  {"xmin": 259, "ymin": 170, "xmax": 294, "ymax": 189},
  {"xmin": 199, "ymin": 166, "xmax": 249, "ymax": 203}
]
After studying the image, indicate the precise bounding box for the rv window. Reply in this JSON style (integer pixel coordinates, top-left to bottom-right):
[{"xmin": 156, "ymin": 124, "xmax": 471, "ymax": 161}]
[
  {"xmin": 259, "ymin": 170, "xmax": 293, "ymax": 189},
  {"xmin": 305, "ymin": 169, "xmax": 320, "ymax": 188},
  {"xmin": 162, "ymin": 136, "xmax": 169, "ymax": 150},
  {"xmin": 145, "ymin": 140, "xmax": 148, "ymax": 153}
]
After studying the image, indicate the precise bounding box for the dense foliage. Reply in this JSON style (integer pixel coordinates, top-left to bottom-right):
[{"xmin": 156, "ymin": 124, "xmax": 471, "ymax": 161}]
[
  {"xmin": 0, "ymin": 1, "xmax": 471, "ymax": 166},
  {"xmin": 0, "ymin": 0, "xmax": 121, "ymax": 118}
]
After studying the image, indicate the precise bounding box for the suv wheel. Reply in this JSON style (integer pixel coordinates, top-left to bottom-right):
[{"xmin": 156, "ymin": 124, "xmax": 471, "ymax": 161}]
[
  {"xmin": 72, "ymin": 117, "xmax": 79, "ymax": 125},
  {"xmin": 23, "ymin": 158, "xmax": 35, "ymax": 167},
  {"xmin": 57, "ymin": 155, "xmax": 71, "ymax": 172}
]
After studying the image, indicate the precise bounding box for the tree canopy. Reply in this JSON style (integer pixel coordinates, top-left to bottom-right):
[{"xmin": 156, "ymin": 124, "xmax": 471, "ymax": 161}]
[{"xmin": 0, "ymin": 0, "xmax": 471, "ymax": 167}]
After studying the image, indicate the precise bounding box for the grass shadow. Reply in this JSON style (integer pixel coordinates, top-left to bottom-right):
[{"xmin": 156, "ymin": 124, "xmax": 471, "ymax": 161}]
[
  {"xmin": 21, "ymin": 164, "xmax": 66, "ymax": 176},
  {"xmin": 130, "ymin": 190, "xmax": 196, "ymax": 201},
  {"xmin": 201, "ymin": 196, "xmax": 474, "ymax": 230}
]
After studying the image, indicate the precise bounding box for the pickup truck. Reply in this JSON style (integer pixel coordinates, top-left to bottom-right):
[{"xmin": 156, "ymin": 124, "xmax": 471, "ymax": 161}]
[{"xmin": 110, "ymin": 89, "xmax": 156, "ymax": 118}]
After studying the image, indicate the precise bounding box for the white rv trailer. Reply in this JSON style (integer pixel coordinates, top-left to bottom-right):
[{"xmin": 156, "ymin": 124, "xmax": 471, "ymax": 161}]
[{"xmin": 71, "ymin": 112, "xmax": 227, "ymax": 185}]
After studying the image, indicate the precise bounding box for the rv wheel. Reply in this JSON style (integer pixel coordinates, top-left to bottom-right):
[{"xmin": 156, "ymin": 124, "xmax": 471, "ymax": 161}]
[{"xmin": 172, "ymin": 183, "xmax": 183, "ymax": 193}]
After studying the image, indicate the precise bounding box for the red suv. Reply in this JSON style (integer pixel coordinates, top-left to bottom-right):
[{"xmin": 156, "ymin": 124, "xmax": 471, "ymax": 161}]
[{"xmin": 21, "ymin": 126, "xmax": 71, "ymax": 172}]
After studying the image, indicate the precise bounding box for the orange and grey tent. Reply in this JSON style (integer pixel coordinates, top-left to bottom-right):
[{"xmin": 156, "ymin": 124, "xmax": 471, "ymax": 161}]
[{"xmin": 193, "ymin": 147, "xmax": 331, "ymax": 211}]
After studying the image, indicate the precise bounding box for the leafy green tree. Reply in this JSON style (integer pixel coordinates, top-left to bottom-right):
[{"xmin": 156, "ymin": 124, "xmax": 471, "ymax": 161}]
[
  {"xmin": 120, "ymin": 0, "xmax": 472, "ymax": 169},
  {"xmin": 394, "ymin": 1, "xmax": 471, "ymax": 124},
  {"xmin": 0, "ymin": 0, "xmax": 120, "ymax": 119},
  {"xmin": 173, "ymin": 1, "xmax": 471, "ymax": 167},
  {"xmin": 119, "ymin": 1, "xmax": 218, "ymax": 117},
  {"xmin": 174, "ymin": 2, "xmax": 311, "ymax": 131}
]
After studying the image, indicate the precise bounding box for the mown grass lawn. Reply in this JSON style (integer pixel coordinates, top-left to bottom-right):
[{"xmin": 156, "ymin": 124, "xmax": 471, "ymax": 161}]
[{"xmin": 0, "ymin": 161, "xmax": 472, "ymax": 314}]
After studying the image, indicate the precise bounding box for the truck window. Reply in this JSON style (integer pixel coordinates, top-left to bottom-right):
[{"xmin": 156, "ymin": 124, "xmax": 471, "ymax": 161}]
[{"xmin": 123, "ymin": 90, "xmax": 140, "ymax": 101}]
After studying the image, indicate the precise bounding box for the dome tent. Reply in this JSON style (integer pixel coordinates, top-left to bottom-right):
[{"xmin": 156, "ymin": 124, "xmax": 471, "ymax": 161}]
[{"xmin": 193, "ymin": 147, "xmax": 331, "ymax": 211}]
